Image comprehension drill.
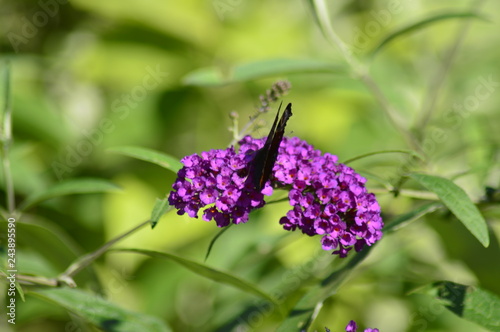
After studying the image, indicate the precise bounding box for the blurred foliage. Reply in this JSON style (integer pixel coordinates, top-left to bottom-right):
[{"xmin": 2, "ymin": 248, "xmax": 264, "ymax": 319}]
[{"xmin": 0, "ymin": 0, "xmax": 499, "ymax": 331}]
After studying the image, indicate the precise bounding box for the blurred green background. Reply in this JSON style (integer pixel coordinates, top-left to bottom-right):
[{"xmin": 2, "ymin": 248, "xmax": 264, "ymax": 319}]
[{"xmin": 0, "ymin": 0, "xmax": 499, "ymax": 331}]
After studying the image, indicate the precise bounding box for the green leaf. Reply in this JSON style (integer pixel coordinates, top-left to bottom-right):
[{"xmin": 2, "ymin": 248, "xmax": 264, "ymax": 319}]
[
  {"xmin": 20, "ymin": 178, "xmax": 121, "ymax": 211},
  {"xmin": 183, "ymin": 58, "xmax": 346, "ymax": 86},
  {"xmin": 371, "ymin": 12, "xmax": 484, "ymax": 57},
  {"xmin": 419, "ymin": 281, "xmax": 500, "ymax": 332},
  {"xmin": 12, "ymin": 89, "xmax": 71, "ymax": 147},
  {"xmin": 410, "ymin": 173, "xmax": 489, "ymax": 247},
  {"xmin": 31, "ymin": 288, "xmax": 171, "ymax": 332},
  {"xmin": 384, "ymin": 202, "xmax": 442, "ymax": 233},
  {"xmin": 108, "ymin": 146, "xmax": 182, "ymax": 173},
  {"xmin": 276, "ymin": 246, "xmax": 373, "ymax": 331},
  {"xmin": 149, "ymin": 197, "xmax": 171, "ymax": 229},
  {"xmin": 16, "ymin": 279, "xmax": 25, "ymax": 302},
  {"xmin": 204, "ymin": 224, "xmax": 232, "ymax": 262},
  {"xmin": 114, "ymin": 248, "xmax": 278, "ymax": 306}
]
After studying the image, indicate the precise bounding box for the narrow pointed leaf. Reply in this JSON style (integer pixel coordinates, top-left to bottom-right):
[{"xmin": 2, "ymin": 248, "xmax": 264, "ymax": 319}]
[
  {"xmin": 114, "ymin": 248, "xmax": 278, "ymax": 306},
  {"xmin": 371, "ymin": 12, "xmax": 484, "ymax": 57},
  {"xmin": 204, "ymin": 224, "xmax": 232, "ymax": 262},
  {"xmin": 31, "ymin": 288, "xmax": 171, "ymax": 332},
  {"xmin": 108, "ymin": 146, "xmax": 182, "ymax": 173},
  {"xmin": 342, "ymin": 149, "xmax": 425, "ymax": 165},
  {"xmin": 384, "ymin": 202, "xmax": 442, "ymax": 233},
  {"xmin": 150, "ymin": 197, "xmax": 171, "ymax": 228},
  {"xmin": 410, "ymin": 173, "xmax": 489, "ymax": 247},
  {"xmin": 20, "ymin": 178, "xmax": 121, "ymax": 211},
  {"xmin": 183, "ymin": 58, "xmax": 346, "ymax": 86},
  {"xmin": 418, "ymin": 281, "xmax": 500, "ymax": 332}
]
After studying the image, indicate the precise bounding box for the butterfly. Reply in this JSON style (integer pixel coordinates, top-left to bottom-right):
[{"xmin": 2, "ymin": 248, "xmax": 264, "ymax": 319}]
[{"xmin": 249, "ymin": 102, "xmax": 293, "ymax": 191}]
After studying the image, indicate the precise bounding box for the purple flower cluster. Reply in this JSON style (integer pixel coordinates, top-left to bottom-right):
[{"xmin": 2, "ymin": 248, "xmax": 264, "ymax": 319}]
[
  {"xmin": 168, "ymin": 146, "xmax": 268, "ymax": 227},
  {"xmin": 270, "ymin": 136, "xmax": 383, "ymax": 257},
  {"xmin": 326, "ymin": 320, "xmax": 379, "ymax": 332},
  {"xmin": 168, "ymin": 135, "xmax": 383, "ymax": 257},
  {"xmin": 346, "ymin": 320, "xmax": 379, "ymax": 332}
]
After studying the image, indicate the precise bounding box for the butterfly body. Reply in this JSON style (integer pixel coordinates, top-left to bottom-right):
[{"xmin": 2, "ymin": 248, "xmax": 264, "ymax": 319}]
[{"xmin": 249, "ymin": 103, "xmax": 292, "ymax": 191}]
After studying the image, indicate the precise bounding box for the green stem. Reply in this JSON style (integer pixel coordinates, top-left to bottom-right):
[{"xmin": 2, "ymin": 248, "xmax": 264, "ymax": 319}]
[
  {"xmin": 416, "ymin": 0, "xmax": 486, "ymax": 133},
  {"xmin": 313, "ymin": 0, "xmax": 359, "ymax": 70},
  {"xmin": 11, "ymin": 273, "xmax": 59, "ymax": 287},
  {"xmin": 397, "ymin": 1, "xmax": 485, "ymax": 189},
  {"xmin": 58, "ymin": 219, "xmax": 150, "ymax": 286},
  {"xmin": 312, "ymin": 0, "xmax": 416, "ymax": 148},
  {"xmin": 1, "ymin": 63, "xmax": 15, "ymax": 214},
  {"xmin": 229, "ymin": 104, "xmax": 269, "ymax": 147},
  {"xmin": 369, "ymin": 187, "xmax": 438, "ymax": 200},
  {"xmin": 360, "ymin": 74, "xmax": 416, "ymax": 147},
  {"xmin": 342, "ymin": 149, "xmax": 425, "ymax": 165},
  {"xmin": 230, "ymin": 112, "xmax": 239, "ymax": 143}
]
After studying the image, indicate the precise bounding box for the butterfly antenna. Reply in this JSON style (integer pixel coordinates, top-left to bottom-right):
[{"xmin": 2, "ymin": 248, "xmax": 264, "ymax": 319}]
[{"xmin": 277, "ymin": 101, "xmax": 283, "ymax": 114}]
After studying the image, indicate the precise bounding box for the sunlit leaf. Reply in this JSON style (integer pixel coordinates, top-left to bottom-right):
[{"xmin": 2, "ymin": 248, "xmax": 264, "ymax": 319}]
[
  {"xmin": 108, "ymin": 146, "xmax": 182, "ymax": 173},
  {"xmin": 410, "ymin": 173, "xmax": 489, "ymax": 247},
  {"xmin": 31, "ymin": 288, "xmax": 171, "ymax": 332},
  {"xmin": 418, "ymin": 281, "xmax": 500, "ymax": 332},
  {"xmin": 183, "ymin": 58, "xmax": 346, "ymax": 86},
  {"xmin": 114, "ymin": 248, "xmax": 278, "ymax": 306},
  {"xmin": 20, "ymin": 179, "xmax": 121, "ymax": 211},
  {"xmin": 371, "ymin": 12, "xmax": 484, "ymax": 57},
  {"xmin": 150, "ymin": 197, "xmax": 171, "ymax": 229}
]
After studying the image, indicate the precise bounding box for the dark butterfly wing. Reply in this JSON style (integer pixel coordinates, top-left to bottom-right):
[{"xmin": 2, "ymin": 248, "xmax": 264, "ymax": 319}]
[{"xmin": 250, "ymin": 103, "xmax": 293, "ymax": 190}]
